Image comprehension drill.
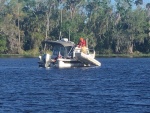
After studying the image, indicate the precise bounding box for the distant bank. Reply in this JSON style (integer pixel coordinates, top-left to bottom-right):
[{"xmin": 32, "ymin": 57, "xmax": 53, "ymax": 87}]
[
  {"xmin": 1, "ymin": 53, "xmax": 150, "ymax": 58},
  {"xmin": 96, "ymin": 53, "xmax": 150, "ymax": 58}
]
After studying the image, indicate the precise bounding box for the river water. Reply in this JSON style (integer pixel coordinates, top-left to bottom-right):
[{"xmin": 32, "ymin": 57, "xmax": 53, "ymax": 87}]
[{"xmin": 0, "ymin": 57, "xmax": 150, "ymax": 113}]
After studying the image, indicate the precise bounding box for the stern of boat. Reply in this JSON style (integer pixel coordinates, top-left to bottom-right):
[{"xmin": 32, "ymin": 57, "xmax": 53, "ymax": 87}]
[{"xmin": 38, "ymin": 53, "xmax": 51, "ymax": 68}]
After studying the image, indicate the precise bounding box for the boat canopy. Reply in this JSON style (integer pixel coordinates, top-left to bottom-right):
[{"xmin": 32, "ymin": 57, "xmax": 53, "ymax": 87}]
[{"xmin": 43, "ymin": 39, "xmax": 75, "ymax": 47}]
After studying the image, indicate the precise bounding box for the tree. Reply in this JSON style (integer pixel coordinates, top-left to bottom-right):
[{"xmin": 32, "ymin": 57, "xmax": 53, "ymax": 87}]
[
  {"xmin": 0, "ymin": 34, "xmax": 7, "ymax": 53},
  {"xmin": 112, "ymin": 0, "xmax": 135, "ymax": 53},
  {"xmin": 0, "ymin": 0, "xmax": 150, "ymax": 55},
  {"xmin": 85, "ymin": 0, "xmax": 113, "ymax": 52},
  {"xmin": 146, "ymin": 3, "xmax": 150, "ymax": 37},
  {"xmin": 135, "ymin": 0, "xmax": 143, "ymax": 6}
]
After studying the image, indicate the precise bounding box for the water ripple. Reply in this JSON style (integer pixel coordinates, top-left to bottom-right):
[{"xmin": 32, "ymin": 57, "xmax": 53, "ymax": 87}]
[{"xmin": 0, "ymin": 58, "xmax": 150, "ymax": 113}]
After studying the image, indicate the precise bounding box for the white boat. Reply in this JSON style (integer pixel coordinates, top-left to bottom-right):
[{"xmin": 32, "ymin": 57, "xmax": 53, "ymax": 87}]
[{"xmin": 38, "ymin": 38, "xmax": 101, "ymax": 68}]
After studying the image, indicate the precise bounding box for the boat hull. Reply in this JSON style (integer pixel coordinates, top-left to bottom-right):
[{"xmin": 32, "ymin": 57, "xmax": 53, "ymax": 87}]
[
  {"xmin": 38, "ymin": 58, "xmax": 86, "ymax": 68},
  {"xmin": 55, "ymin": 58, "xmax": 85, "ymax": 68}
]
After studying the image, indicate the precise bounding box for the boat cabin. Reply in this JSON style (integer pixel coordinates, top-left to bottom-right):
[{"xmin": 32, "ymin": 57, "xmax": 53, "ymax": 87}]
[{"xmin": 42, "ymin": 38, "xmax": 75, "ymax": 59}]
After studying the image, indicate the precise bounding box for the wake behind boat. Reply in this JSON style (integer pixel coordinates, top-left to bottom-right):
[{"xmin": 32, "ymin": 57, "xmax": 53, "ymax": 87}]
[{"xmin": 38, "ymin": 38, "xmax": 101, "ymax": 68}]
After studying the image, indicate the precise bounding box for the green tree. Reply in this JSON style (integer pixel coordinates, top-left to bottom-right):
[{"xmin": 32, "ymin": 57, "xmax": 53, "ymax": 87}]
[
  {"xmin": 85, "ymin": 0, "xmax": 113, "ymax": 52},
  {"xmin": 0, "ymin": 34, "xmax": 7, "ymax": 53}
]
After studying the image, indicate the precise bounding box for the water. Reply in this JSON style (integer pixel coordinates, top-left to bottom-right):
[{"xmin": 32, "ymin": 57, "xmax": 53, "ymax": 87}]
[{"xmin": 0, "ymin": 57, "xmax": 150, "ymax": 113}]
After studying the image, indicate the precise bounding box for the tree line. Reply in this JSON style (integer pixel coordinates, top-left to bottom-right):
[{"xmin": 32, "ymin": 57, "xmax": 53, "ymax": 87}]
[{"xmin": 0, "ymin": 0, "xmax": 150, "ymax": 55}]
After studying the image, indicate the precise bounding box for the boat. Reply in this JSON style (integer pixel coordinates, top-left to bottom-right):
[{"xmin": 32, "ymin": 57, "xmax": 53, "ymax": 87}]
[{"xmin": 38, "ymin": 38, "xmax": 101, "ymax": 68}]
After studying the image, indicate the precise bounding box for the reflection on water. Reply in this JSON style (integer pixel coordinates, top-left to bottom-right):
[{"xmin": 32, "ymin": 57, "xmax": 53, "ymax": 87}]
[{"xmin": 0, "ymin": 58, "xmax": 150, "ymax": 113}]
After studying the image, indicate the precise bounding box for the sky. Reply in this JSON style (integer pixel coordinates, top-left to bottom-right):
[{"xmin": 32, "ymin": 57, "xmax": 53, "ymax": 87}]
[
  {"xmin": 143, "ymin": 0, "xmax": 150, "ymax": 5},
  {"xmin": 111, "ymin": 0, "xmax": 150, "ymax": 8}
]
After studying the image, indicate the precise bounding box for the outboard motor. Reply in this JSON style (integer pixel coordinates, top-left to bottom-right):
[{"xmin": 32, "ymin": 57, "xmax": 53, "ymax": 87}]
[
  {"xmin": 42, "ymin": 53, "xmax": 51, "ymax": 68},
  {"xmin": 39, "ymin": 53, "xmax": 51, "ymax": 68}
]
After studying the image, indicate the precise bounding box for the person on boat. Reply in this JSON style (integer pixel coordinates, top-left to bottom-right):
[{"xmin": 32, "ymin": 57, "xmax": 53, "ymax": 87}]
[
  {"xmin": 77, "ymin": 37, "xmax": 87, "ymax": 53},
  {"xmin": 52, "ymin": 51, "xmax": 62, "ymax": 62},
  {"xmin": 78, "ymin": 37, "xmax": 86, "ymax": 48}
]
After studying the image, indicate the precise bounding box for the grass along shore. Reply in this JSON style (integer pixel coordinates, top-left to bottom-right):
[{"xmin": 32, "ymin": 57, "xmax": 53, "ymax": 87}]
[
  {"xmin": 1, "ymin": 53, "xmax": 150, "ymax": 58},
  {"xmin": 96, "ymin": 53, "xmax": 150, "ymax": 58},
  {"xmin": 0, "ymin": 54, "xmax": 38, "ymax": 58}
]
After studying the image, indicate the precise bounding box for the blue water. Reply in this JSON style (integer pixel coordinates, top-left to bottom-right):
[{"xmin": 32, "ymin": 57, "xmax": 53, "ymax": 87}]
[{"xmin": 0, "ymin": 57, "xmax": 150, "ymax": 113}]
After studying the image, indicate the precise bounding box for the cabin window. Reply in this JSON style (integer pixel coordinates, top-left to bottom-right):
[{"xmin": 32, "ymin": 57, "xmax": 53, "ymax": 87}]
[
  {"xmin": 53, "ymin": 45, "xmax": 65, "ymax": 57},
  {"xmin": 60, "ymin": 47, "xmax": 65, "ymax": 56},
  {"xmin": 53, "ymin": 46, "xmax": 59, "ymax": 55}
]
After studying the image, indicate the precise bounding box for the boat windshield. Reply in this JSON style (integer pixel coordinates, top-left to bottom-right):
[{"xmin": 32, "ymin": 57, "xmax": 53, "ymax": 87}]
[
  {"xmin": 53, "ymin": 46, "xmax": 64, "ymax": 55},
  {"xmin": 52, "ymin": 45, "xmax": 74, "ymax": 58}
]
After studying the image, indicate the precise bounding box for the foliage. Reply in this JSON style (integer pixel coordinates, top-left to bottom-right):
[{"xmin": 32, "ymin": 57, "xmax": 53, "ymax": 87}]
[
  {"xmin": 0, "ymin": 34, "xmax": 7, "ymax": 53},
  {"xmin": 0, "ymin": 0, "xmax": 150, "ymax": 55}
]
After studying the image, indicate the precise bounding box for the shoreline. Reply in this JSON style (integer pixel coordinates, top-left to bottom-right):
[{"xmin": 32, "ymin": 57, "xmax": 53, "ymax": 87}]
[
  {"xmin": 0, "ymin": 54, "xmax": 38, "ymax": 58},
  {"xmin": 96, "ymin": 53, "xmax": 150, "ymax": 58},
  {"xmin": 1, "ymin": 53, "xmax": 150, "ymax": 58}
]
